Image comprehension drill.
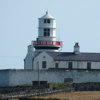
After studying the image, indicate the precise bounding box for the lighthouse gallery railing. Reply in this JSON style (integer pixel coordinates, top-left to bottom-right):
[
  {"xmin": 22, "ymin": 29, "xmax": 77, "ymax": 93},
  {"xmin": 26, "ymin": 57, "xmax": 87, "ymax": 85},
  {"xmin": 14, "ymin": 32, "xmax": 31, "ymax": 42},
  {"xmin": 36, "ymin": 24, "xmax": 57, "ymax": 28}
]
[{"xmin": 32, "ymin": 41, "xmax": 62, "ymax": 47}]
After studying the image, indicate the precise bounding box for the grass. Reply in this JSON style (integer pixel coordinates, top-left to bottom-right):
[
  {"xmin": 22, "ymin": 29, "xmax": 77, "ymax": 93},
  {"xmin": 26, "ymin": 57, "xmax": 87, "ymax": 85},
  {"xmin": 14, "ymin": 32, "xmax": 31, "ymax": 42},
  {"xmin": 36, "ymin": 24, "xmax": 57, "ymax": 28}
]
[
  {"xmin": 49, "ymin": 82, "xmax": 72, "ymax": 90},
  {"xmin": 18, "ymin": 84, "xmax": 32, "ymax": 86}
]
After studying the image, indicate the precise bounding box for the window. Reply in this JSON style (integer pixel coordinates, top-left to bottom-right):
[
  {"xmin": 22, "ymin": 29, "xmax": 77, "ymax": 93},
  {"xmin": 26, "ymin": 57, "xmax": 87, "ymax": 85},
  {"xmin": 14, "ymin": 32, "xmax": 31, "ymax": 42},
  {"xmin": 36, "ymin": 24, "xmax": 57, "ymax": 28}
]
[
  {"xmin": 87, "ymin": 62, "xmax": 91, "ymax": 70},
  {"xmin": 44, "ymin": 19, "xmax": 50, "ymax": 23},
  {"xmin": 42, "ymin": 61, "xmax": 46, "ymax": 68},
  {"xmin": 68, "ymin": 62, "xmax": 73, "ymax": 69},
  {"xmin": 55, "ymin": 63, "xmax": 59, "ymax": 68},
  {"xmin": 44, "ymin": 28, "xmax": 50, "ymax": 36}
]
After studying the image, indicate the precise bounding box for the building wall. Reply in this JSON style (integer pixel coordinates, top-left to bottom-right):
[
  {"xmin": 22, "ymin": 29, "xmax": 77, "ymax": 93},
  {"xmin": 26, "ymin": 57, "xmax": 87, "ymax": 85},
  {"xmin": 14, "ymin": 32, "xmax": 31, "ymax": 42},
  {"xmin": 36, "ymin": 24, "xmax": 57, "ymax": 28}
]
[
  {"xmin": 24, "ymin": 45, "xmax": 34, "ymax": 69},
  {"xmin": 39, "ymin": 19, "xmax": 56, "ymax": 29},
  {"xmin": 92, "ymin": 62, "xmax": 100, "ymax": 69},
  {"xmin": 33, "ymin": 52, "xmax": 100, "ymax": 70},
  {"xmin": 0, "ymin": 69, "xmax": 100, "ymax": 86},
  {"xmin": 38, "ymin": 36, "xmax": 56, "ymax": 41},
  {"xmin": 24, "ymin": 51, "xmax": 100, "ymax": 70},
  {"xmin": 24, "ymin": 53, "xmax": 33, "ymax": 69},
  {"xmin": 38, "ymin": 18, "xmax": 56, "ymax": 41},
  {"xmin": 58, "ymin": 61, "xmax": 87, "ymax": 69},
  {"xmin": 58, "ymin": 61, "xmax": 100, "ymax": 69},
  {"xmin": 33, "ymin": 52, "xmax": 54, "ymax": 69}
]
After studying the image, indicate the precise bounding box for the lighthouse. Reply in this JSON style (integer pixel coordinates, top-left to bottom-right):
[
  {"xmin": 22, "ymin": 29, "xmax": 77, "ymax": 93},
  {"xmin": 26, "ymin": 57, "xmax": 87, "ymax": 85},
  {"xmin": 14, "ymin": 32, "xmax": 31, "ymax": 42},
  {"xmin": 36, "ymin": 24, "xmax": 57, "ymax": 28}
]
[
  {"xmin": 24, "ymin": 12, "xmax": 62, "ymax": 69},
  {"xmin": 32, "ymin": 12, "xmax": 62, "ymax": 52}
]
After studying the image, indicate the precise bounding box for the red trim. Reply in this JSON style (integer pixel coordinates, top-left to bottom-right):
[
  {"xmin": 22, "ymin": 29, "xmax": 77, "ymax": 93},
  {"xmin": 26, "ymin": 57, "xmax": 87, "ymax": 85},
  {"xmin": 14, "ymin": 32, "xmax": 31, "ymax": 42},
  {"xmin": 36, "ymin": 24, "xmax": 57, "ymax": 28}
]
[{"xmin": 32, "ymin": 41, "xmax": 62, "ymax": 47}]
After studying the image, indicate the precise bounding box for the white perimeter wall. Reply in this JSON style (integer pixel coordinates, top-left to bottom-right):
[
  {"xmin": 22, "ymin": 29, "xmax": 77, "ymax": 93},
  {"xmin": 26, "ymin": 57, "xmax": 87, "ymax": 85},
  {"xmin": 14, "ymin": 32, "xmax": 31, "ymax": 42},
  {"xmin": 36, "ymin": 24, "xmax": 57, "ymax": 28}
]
[{"xmin": 1, "ymin": 69, "xmax": 100, "ymax": 86}]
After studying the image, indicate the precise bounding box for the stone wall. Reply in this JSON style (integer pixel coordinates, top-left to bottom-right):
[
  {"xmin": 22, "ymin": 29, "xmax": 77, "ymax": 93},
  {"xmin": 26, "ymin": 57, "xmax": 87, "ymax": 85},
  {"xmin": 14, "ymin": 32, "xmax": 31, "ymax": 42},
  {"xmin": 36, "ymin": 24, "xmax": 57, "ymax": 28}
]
[
  {"xmin": 0, "ymin": 69, "xmax": 100, "ymax": 86},
  {"xmin": 0, "ymin": 70, "xmax": 10, "ymax": 86},
  {"xmin": 73, "ymin": 82, "xmax": 100, "ymax": 91},
  {"xmin": 0, "ymin": 86, "xmax": 32, "ymax": 94}
]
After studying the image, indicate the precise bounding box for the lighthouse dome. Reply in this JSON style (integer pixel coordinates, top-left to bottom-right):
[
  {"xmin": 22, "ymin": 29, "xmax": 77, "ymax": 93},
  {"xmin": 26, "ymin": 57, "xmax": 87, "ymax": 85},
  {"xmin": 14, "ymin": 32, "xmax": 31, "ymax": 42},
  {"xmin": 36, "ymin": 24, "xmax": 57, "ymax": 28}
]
[{"xmin": 39, "ymin": 11, "xmax": 55, "ymax": 19}]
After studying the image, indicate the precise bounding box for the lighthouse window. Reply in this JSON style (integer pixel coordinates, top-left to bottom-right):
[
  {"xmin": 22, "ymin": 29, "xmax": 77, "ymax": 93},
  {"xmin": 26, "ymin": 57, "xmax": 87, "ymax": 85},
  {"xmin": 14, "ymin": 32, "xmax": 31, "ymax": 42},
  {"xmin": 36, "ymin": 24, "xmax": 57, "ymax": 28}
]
[
  {"xmin": 44, "ymin": 28, "xmax": 50, "ymax": 36},
  {"xmin": 47, "ymin": 19, "xmax": 50, "ymax": 23},
  {"xmin": 44, "ymin": 19, "xmax": 50, "ymax": 23}
]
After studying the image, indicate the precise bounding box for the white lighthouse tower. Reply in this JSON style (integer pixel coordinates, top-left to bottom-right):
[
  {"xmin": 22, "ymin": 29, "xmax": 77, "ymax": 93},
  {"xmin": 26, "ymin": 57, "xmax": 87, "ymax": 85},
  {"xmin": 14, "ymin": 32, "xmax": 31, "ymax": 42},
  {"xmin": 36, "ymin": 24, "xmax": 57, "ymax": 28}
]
[
  {"xmin": 32, "ymin": 12, "xmax": 62, "ymax": 52},
  {"xmin": 24, "ymin": 12, "xmax": 62, "ymax": 69}
]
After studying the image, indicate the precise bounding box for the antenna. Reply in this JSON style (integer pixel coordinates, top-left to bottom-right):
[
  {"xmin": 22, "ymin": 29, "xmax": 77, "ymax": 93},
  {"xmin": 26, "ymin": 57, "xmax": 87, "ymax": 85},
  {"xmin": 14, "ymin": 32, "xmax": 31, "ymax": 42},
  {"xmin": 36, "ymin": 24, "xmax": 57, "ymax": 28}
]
[{"xmin": 46, "ymin": 9, "xmax": 48, "ymax": 14}]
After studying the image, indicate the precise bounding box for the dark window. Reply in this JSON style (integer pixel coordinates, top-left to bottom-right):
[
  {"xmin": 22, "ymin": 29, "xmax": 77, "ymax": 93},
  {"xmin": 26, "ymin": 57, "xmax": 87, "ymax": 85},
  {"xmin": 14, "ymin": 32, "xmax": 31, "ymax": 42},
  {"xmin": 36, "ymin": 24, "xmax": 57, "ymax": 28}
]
[
  {"xmin": 87, "ymin": 62, "xmax": 91, "ymax": 70},
  {"xmin": 44, "ymin": 28, "xmax": 50, "ymax": 36},
  {"xmin": 68, "ymin": 62, "xmax": 73, "ymax": 69},
  {"xmin": 44, "ymin": 19, "xmax": 46, "ymax": 23},
  {"xmin": 42, "ymin": 61, "xmax": 46, "ymax": 68},
  {"xmin": 44, "ymin": 19, "xmax": 50, "ymax": 23},
  {"xmin": 55, "ymin": 63, "xmax": 59, "ymax": 68},
  {"xmin": 47, "ymin": 19, "xmax": 50, "ymax": 23}
]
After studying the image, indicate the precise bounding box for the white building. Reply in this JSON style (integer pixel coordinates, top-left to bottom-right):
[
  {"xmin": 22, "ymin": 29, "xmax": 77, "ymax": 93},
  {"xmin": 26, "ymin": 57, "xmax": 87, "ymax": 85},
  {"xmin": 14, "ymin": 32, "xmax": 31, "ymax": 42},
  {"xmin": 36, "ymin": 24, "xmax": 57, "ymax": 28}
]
[{"xmin": 24, "ymin": 12, "xmax": 100, "ymax": 70}]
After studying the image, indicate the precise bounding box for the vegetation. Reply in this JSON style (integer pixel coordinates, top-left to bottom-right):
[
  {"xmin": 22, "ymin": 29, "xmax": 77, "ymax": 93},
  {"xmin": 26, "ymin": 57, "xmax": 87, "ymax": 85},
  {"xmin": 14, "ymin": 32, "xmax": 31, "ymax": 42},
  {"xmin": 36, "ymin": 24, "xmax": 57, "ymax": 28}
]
[
  {"xmin": 19, "ymin": 84, "xmax": 32, "ymax": 86},
  {"xmin": 19, "ymin": 98, "xmax": 60, "ymax": 100},
  {"xmin": 49, "ymin": 82, "xmax": 72, "ymax": 90}
]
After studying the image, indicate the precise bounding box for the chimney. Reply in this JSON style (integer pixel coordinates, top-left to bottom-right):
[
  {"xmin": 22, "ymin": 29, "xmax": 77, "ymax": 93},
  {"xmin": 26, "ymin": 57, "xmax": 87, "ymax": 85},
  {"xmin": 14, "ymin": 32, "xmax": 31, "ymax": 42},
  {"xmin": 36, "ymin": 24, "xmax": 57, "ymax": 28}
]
[
  {"xmin": 28, "ymin": 45, "xmax": 33, "ymax": 54},
  {"xmin": 74, "ymin": 42, "xmax": 80, "ymax": 55}
]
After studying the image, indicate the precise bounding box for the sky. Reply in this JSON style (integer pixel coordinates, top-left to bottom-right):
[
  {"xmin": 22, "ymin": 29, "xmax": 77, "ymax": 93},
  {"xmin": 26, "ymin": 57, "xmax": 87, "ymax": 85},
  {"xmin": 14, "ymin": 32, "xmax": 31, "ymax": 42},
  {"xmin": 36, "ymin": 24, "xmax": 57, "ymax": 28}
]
[{"xmin": 0, "ymin": 0, "xmax": 100, "ymax": 69}]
